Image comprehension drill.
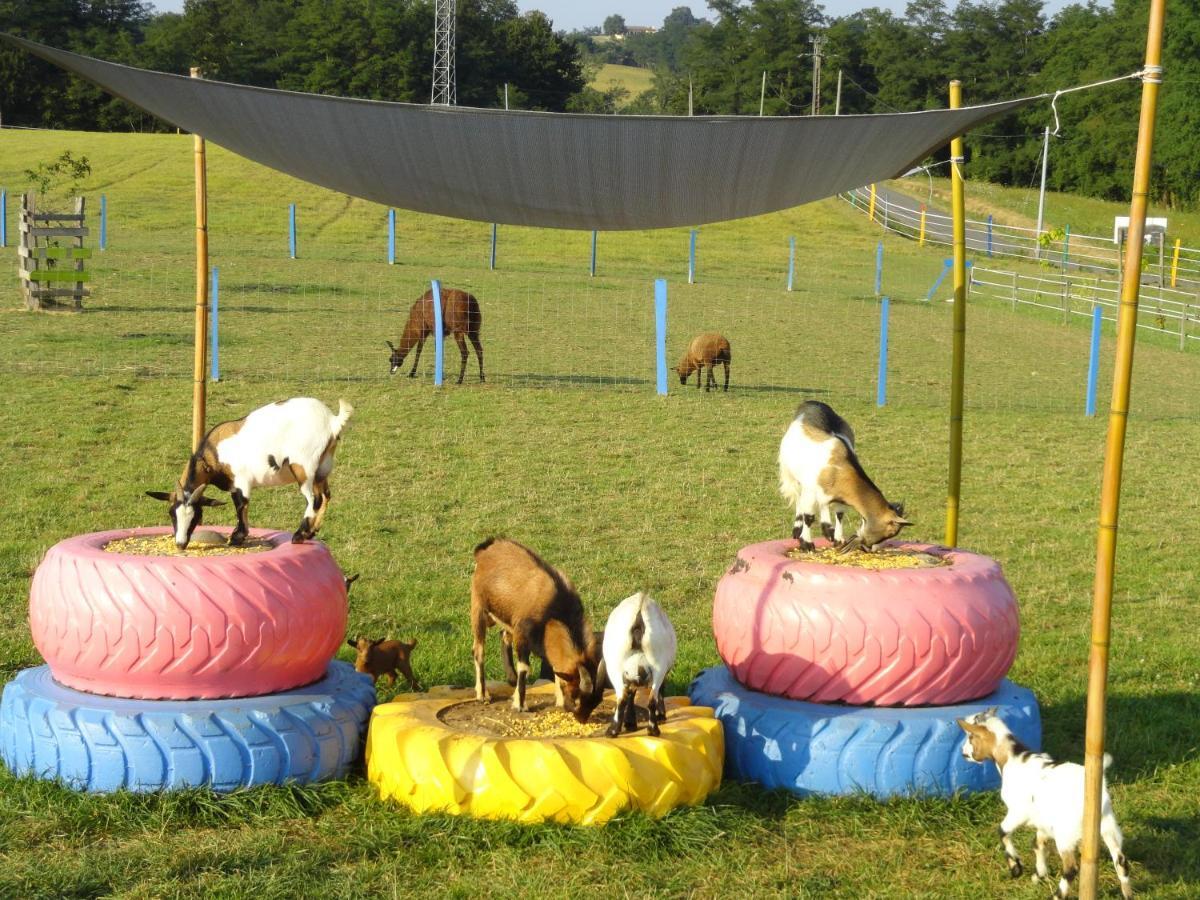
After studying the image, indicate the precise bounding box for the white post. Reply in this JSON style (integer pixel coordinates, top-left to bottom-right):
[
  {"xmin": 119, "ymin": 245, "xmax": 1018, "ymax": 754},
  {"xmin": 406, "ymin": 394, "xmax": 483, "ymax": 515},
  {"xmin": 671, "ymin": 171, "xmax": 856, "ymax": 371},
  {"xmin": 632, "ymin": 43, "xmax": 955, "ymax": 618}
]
[
  {"xmin": 835, "ymin": 69, "xmax": 842, "ymax": 115},
  {"xmin": 688, "ymin": 77, "xmax": 693, "ymax": 116},
  {"xmin": 504, "ymin": 82, "xmax": 509, "ymax": 110},
  {"xmin": 1035, "ymin": 126, "xmax": 1050, "ymax": 259},
  {"xmin": 759, "ymin": 70, "xmax": 766, "ymax": 116}
]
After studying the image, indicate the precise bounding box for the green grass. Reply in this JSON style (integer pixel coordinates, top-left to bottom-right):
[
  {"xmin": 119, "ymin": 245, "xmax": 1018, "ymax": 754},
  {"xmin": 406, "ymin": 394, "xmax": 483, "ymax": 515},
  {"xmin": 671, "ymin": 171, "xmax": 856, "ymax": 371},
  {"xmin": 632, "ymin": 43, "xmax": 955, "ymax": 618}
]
[
  {"xmin": 589, "ymin": 63, "xmax": 655, "ymax": 104},
  {"xmin": 1, "ymin": 131, "xmax": 1199, "ymax": 897}
]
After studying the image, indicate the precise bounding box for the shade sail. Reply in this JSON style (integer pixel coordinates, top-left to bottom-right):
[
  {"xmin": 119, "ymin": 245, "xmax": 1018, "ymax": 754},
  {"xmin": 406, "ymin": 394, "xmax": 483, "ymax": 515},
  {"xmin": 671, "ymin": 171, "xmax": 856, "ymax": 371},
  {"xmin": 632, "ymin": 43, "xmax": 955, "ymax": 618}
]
[{"xmin": 4, "ymin": 34, "xmax": 1041, "ymax": 231}]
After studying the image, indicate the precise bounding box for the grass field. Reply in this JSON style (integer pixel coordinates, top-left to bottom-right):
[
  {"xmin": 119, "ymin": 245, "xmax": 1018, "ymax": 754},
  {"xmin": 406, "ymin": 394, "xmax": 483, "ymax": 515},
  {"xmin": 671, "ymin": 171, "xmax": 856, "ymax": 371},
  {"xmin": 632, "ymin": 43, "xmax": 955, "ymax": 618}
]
[
  {"xmin": 1, "ymin": 130, "xmax": 1199, "ymax": 898},
  {"xmin": 589, "ymin": 64, "xmax": 656, "ymax": 104}
]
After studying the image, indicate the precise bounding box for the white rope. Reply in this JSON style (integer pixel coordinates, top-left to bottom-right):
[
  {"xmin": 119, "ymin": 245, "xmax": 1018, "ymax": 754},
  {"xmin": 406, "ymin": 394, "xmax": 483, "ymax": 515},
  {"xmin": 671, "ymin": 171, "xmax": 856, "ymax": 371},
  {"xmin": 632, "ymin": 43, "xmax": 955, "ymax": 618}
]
[{"xmin": 1050, "ymin": 69, "xmax": 1149, "ymax": 135}]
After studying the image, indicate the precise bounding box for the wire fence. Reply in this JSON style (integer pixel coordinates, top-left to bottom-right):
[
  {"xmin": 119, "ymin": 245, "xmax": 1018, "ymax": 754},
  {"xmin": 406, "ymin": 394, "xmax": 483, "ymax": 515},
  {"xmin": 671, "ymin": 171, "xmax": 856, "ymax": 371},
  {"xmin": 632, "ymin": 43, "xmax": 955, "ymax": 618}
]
[{"xmin": 839, "ymin": 185, "xmax": 1200, "ymax": 288}]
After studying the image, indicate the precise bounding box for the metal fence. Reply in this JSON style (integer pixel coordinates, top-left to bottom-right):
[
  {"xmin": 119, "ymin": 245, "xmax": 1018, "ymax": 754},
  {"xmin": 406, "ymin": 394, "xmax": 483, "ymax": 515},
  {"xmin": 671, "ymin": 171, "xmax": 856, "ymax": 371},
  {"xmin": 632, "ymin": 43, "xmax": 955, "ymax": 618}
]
[{"xmin": 840, "ymin": 185, "xmax": 1200, "ymax": 288}]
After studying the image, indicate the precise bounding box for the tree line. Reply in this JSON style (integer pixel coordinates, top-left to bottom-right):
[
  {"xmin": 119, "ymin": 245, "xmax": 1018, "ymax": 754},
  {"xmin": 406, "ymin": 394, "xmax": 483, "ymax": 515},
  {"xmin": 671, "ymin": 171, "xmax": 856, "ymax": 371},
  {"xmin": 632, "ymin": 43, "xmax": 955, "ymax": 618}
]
[{"xmin": 1, "ymin": 0, "xmax": 1196, "ymax": 207}]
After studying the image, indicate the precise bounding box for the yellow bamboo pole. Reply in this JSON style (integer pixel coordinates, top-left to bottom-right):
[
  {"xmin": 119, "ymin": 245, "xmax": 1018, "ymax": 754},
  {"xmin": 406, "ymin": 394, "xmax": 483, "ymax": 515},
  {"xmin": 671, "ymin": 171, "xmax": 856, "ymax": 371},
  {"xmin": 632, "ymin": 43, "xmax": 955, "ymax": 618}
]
[
  {"xmin": 1170, "ymin": 237, "xmax": 1180, "ymax": 287},
  {"xmin": 868, "ymin": 184, "xmax": 877, "ymax": 223},
  {"xmin": 944, "ymin": 81, "xmax": 967, "ymax": 548},
  {"xmin": 1078, "ymin": 3, "xmax": 1164, "ymax": 896},
  {"xmin": 919, "ymin": 204, "xmax": 927, "ymax": 246},
  {"xmin": 191, "ymin": 67, "xmax": 209, "ymax": 453}
]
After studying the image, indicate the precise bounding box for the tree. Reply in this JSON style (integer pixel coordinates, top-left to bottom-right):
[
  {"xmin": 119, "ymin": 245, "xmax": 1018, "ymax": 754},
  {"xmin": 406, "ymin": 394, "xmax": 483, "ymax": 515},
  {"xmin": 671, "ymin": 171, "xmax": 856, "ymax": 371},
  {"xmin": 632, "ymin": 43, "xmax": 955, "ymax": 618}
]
[{"xmin": 603, "ymin": 14, "xmax": 626, "ymax": 36}]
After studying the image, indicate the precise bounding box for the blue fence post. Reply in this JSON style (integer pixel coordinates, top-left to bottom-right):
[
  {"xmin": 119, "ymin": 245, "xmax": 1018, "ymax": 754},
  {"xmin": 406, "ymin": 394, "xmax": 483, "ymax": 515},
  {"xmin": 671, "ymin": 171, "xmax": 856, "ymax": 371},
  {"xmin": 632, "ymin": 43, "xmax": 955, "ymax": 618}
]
[
  {"xmin": 875, "ymin": 241, "xmax": 883, "ymax": 297},
  {"xmin": 986, "ymin": 214, "xmax": 993, "ymax": 257},
  {"xmin": 786, "ymin": 236, "xmax": 796, "ymax": 292},
  {"xmin": 431, "ymin": 279, "xmax": 445, "ymax": 387},
  {"xmin": 688, "ymin": 230, "xmax": 697, "ymax": 284},
  {"xmin": 655, "ymin": 279, "xmax": 668, "ymax": 395},
  {"xmin": 1, "ymin": 190, "xmax": 6, "ymax": 248},
  {"xmin": 387, "ymin": 209, "xmax": 396, "ymax": 265},
  {"xmin": 210, "ymin": 266, "xmax": 220, "ymax": 382},
  {"xmin": 927, "ymin": 259, "xmax": 952, "ymax": 301},
  {"xmin": 100, "ymin": 194, "xmax": 107, "ymax": 251},
  {"xmin": 289, "ymin": 204, "xmax": 297, "ymax": 259},
  {"xmin": 1062, "ymin": 224, "xmax": 1071, "ymax": 271},
  {"xmin": 590, "ymin": 230, "xmax": 598, "ymax": 277},
  {"xmin": 489, "ymin": 223, "xmax": 497, "ymax": 270},
  {"xmin": 877, "ymin": 296, "xmax": 890, "ymax": 407},
  {"xmin": 1086, "ymin": 305, "xmax": 1102, "ymax": 417}
]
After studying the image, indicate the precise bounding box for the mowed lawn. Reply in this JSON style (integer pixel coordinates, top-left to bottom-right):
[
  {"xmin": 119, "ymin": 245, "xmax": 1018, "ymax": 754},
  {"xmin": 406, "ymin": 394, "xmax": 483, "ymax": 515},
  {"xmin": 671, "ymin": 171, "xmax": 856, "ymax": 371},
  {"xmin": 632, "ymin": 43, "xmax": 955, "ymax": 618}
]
[{"xmin": 0, "ymin": 131, "xmax": 1198, "ymax": 898}]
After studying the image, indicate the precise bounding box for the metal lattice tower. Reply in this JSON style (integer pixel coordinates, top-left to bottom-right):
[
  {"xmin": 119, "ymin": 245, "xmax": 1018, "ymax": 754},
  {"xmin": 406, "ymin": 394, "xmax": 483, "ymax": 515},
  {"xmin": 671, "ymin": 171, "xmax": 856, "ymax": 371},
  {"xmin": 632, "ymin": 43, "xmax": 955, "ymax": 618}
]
[{"xmin": 431, "ymin": 0, "xmax": 456, "ymax": 106}]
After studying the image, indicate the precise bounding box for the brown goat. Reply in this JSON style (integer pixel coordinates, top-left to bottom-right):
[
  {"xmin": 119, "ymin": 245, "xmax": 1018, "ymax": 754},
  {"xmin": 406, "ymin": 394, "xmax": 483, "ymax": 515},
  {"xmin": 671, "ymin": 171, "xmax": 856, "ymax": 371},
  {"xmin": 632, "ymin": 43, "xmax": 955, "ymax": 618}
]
[
  {"xmin": 470, "ymin": 537, "xmax": 603, "ymax": 722},
  {"xmin": 347, "ymin": 636, "xmax": 421, "ymax": 691},
  {"xmin": 386, "ymin": 287, "xmax": 484, "ymax": 384},
  {"xmin": 676, "ymin": 332, "xmax": 731, "ymax": 392}
]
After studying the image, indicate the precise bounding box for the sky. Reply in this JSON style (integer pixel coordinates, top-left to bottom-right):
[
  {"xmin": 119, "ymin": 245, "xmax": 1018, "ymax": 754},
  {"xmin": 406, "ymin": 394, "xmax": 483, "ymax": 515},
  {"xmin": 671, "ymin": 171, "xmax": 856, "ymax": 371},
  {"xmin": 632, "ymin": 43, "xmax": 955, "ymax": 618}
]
[{"xmin": 147, "ymin": 0, "xmax": 1077, "ymax": 27}]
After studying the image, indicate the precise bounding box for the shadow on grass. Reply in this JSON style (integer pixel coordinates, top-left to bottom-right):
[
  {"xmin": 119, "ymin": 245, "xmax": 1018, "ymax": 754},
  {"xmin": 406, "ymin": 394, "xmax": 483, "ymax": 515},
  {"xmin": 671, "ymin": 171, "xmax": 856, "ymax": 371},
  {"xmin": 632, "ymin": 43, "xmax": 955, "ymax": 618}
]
[{"xmin": 1037, "ymin": 691, "xmax": 1200, "ymax": 778}]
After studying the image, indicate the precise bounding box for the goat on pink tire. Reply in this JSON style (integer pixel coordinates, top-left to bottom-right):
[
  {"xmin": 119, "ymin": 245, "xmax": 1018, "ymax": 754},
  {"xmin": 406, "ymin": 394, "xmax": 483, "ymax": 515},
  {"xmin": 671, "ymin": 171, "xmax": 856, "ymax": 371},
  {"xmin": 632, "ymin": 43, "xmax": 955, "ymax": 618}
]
[
  {"xmin": 29, "ymin": 526, "xmax": 348, "ymax": 701},
  {"xmin": 712, "ymin": 540, "xmax": 1020, "ymax": 707}
]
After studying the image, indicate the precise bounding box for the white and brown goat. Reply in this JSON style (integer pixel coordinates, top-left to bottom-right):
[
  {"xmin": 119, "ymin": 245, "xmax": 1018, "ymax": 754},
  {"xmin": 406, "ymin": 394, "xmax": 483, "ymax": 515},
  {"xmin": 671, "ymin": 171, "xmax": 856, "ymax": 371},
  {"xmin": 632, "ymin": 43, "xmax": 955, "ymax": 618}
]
[
  {"xmin": 147, "ymin": 397, "xmax": 352, "ymax": 549},
  {"xmin": 958, "ymin": 711, "xmax": 1133, "ymax": 899},
  {"xmin": 469, "ymin": 537, "xmax": 602, "ymax": 722},
  {"xmin": 601, "ymin": 592, "xmax": 676, "ymax": 737},
  {"xmin": 676, "ymin": 332, "xmax": 731, "ymax": 392},
  {"xmin": 386, "ymin": 287, "xmax": 484, "ymax": 384},
  {"xmin": 778, "ymin": 400, "xmax": 910, "ymax": 552}
]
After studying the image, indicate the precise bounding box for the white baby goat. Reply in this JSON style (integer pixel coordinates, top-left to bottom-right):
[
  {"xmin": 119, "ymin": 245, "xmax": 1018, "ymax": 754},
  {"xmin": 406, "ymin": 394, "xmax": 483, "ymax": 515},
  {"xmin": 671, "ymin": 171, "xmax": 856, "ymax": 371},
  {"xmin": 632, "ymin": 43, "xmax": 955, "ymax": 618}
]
[
  {"xmin": 957, "ymin": 711, "xmax": 1133, "ymax": 899},
  {"xmin": 147, "ymin": 397, "xmax": 352, "ymax": 549},
  {"xmin": 601, "ymin": 592, "xmax": 676, "ymax": 737}
]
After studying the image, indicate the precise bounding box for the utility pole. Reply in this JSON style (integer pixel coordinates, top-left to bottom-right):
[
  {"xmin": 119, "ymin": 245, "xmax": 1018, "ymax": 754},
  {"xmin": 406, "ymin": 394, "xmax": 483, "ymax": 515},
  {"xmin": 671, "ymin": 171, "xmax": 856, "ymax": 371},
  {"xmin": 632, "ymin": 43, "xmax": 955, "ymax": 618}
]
[
  {"xmin": 1035, "ymin": 126, "xmax": 1050, "ymax": 259},
  {"xmin": 431, "ymin": 0, "xmax": 456, "ymax": 105},
  {"xmin": 835, "ymin": 69, "xmax": 843, "ymax": 115},
  {"xmin": 809, "ymin": 34, "xmax": 825, "ymax": 115}
]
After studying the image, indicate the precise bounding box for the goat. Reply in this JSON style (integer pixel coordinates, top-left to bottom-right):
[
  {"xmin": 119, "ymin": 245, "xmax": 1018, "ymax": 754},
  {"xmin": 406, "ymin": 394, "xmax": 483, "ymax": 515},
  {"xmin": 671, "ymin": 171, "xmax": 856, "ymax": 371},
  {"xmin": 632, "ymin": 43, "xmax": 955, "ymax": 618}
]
[
  {"xmin": 146, "ymin": 397, "xmax": 352, "ymax": 549},
  {"xmin": 386, "ymin": 287, "xmax": 484, "ymax": 384},
  {"xmin": 676, "ymin": 332, "xmax": 731, "ymax": 392},
  {"xmin": 344, "ymin": 573, "xmax": 361, "ymax": 593},
  {"xmin": 347, "ymin": 636, "xmax": 421, "ymax": 691},
  {"xmin": 469, "ymin": 537, "xmax": 602, "ymax": 722},
  {"xmin": 778, "ymin": 400, "xmax": 910, "ymax": 552},
  {"xmin": 601, "ymin": 592, "xmax": 676, "ymax": 737},
  {"xmin": 957, "ymin": 711, "xmax": 1133, "ymax": 900}
]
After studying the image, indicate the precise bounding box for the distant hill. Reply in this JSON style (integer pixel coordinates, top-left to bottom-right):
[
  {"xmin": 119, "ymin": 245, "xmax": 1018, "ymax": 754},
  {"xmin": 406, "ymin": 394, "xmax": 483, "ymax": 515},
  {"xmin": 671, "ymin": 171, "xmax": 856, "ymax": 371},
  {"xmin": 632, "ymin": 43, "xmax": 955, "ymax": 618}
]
[{"xmin": 588, "ymin": 64, "xmax": 654, "ymax": 105}]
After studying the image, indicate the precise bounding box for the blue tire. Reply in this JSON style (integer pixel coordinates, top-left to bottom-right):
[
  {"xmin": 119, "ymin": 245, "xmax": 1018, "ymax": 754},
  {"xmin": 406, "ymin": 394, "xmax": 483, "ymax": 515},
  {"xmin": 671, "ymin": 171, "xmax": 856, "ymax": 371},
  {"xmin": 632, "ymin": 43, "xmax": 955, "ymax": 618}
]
[
  {"xmin": 0, "ymin": 661, "xmax": 375, "ymax": 793},
  {"xmin": 689, "ymin": 665, "xmax": 1040, "ymax": 799}
]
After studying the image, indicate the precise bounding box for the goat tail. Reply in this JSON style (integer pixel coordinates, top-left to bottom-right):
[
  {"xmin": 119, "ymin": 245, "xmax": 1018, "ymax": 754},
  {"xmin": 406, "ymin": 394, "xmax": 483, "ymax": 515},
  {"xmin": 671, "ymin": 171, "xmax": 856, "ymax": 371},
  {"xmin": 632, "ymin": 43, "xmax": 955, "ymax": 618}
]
[
  {"xmin": 332, "ymin": 399, "xmax": 354, "ymax": 436},
  {"xmin": 778, "ymin": 466, "xmax": 802, "ymax": 507},
  {"xmin": 1102, "ymin": 752, "xmax": 1113, "ymax": 771}
]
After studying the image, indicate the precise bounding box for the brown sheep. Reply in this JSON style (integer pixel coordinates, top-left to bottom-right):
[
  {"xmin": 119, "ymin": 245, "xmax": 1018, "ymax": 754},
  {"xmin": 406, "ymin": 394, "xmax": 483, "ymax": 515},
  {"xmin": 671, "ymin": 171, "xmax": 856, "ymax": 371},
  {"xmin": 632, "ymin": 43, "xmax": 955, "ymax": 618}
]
[
  {"xmin": 347, "ymin": 636, "xmax": 421, "ymax": 691},
  {"xmin": 386, "ymin": 287, "xmax": 484, "ymax": 384},
  {"xmin": 470, "ymin": 537, "xmax": 603, "ymax": 723},
  {"xmin": 676, "ymin": 332, "xmax": 731, "ymax": 392}
]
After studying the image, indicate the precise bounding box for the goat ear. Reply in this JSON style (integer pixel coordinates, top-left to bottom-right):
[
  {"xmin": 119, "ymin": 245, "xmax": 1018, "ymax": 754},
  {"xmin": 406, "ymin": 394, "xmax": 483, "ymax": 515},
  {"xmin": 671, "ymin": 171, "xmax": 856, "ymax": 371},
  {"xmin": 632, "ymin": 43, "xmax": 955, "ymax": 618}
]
[
  {"xmin": 145, "ymin": 490, "xmax": 172, "ymax": 502},
  {"xmin": 197, "ymin": 497, "xmax": 226, "ymax": 508},
  {"xmin": 346, "ymin": 639, "xmax": 357, "ymax": 649},
  {"xmin": 385, "ymin": 340, "xmax": 395, "ymax": 351},
  {"xmin": 955, "ymin": 717, "xmax": 972, "ymax": 732},
  {"xmin": 578, "ymin": 666, "xmax": 594, "ymax": 697},
  {"xmin": 837, "ymin": 536, "xmax": 863, "ymax": 555},
  {"xmin": 895, "ymin": 517, "xmax": 913, "ymax": 528}
]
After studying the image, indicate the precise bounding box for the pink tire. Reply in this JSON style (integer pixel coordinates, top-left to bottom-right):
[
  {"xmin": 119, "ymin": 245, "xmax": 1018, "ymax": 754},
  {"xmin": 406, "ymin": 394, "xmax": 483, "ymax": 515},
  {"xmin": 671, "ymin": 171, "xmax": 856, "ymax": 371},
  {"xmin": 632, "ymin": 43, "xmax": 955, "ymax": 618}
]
[
  {"xmin": 29, "ymin": 527, "xmax": 348, "ymax": 700},
  {"xmin": 712, "ymin": 540, "xmax": 1019, "ymax": 707}
]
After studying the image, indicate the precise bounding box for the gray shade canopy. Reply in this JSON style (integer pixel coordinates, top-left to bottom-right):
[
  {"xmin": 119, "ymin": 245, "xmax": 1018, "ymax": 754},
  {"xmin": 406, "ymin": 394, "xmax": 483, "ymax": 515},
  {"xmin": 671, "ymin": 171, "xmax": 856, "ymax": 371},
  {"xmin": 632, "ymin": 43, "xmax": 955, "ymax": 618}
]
[{"xmin": 4, "ymin": 34, "xmax": 1040, "ymax": 231}]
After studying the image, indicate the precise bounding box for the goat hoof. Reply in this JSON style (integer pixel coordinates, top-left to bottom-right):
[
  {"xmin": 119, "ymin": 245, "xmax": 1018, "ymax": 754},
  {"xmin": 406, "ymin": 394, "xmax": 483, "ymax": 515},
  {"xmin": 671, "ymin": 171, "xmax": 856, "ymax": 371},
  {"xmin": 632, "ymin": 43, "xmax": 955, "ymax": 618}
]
[
  {"xmin": 1009, "ymin": 862, "xmax": 1024, "ymax": 879},
  {"xmin": 291, "ymin": 532, "xmax": 310, "ymax": 544},
  {"xmin": 229, "ymin": 532, "xmax": 247, "ymax": 547},
  {"xmin": 647, "ymin": 724, "xmax": 661, "ymax": 737},
  {"xmin": 605, "ymin": 723, "xmax": 621, "ymax": 738},
  {"xmin": 795, "ymin": 539, "xmax": 814, "ymax": 552}
]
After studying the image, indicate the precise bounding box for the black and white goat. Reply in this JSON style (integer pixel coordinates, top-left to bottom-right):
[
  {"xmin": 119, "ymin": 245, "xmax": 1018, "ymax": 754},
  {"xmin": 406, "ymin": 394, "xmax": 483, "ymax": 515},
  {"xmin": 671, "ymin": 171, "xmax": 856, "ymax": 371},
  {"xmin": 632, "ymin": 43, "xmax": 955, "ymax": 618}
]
[
  {"xmin": 147, "ymin": 397, "xmax": 353, "ymax": 549},
  {"xmin": 778, "ymin": 400, "xmax": 910, "ymax": 552},
  {"xmin": 601, "ymin": 592, "xmax": 676, "ymax": 737},
  {"xmin": 957, "ymin": 710, "xmax": 1133, "ymax": 900}
]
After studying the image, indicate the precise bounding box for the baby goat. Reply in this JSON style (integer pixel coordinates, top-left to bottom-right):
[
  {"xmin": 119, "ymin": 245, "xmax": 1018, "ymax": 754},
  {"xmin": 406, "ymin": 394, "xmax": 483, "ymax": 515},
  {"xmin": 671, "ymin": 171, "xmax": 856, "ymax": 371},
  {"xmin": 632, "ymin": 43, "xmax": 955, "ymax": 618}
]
[
  {"xmin": 147, "ymin": 397, "xmax": 352, "ymax": 549},
  {"xmin": 347, "ymin": 636, "xmax": 421, "ymax": 691},
  {"xmin": 470, "ymin": 537, "xmax": 602, "ymax": 722},
  {"xmin": 957, "ymin": 711, "xmax": 1133, "ymax": 900},
  {"xmin": 676, "ymin": 332, "xmax": 731, "ymax": 392},
  {"xmin": 778, "ymin": 400, "xmax": 910, "ymax": 552},
  {"xmin": 601, "ymin": 592, "xmax": 676, "ymax": 737},
  {"xmin": 386, "ymin": 287, "xmax": 484, "ymax": 384}
]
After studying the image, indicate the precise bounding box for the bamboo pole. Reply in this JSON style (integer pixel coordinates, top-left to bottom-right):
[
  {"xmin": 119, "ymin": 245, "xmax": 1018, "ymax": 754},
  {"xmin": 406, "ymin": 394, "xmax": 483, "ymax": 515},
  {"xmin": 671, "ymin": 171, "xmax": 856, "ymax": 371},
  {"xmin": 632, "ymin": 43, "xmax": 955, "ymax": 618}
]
[
  {"xmin": 1078, "ymin": 2, "xmax": 1165, "ymax": 896},
  {"xmin": 944, "ymin": 80, "xmax": 968, "ymax": 548},
  {"xmin": 191, "ymin": 67, "xmax": 209, "ymax": 453}
]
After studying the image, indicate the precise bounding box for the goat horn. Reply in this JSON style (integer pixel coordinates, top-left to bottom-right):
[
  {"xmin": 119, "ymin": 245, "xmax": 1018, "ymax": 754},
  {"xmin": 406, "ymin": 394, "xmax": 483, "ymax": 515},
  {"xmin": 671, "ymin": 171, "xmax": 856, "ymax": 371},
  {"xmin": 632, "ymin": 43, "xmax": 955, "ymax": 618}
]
[{"xmin": 836, "ymin": 536, "xmax": 863, "ymax": 555}]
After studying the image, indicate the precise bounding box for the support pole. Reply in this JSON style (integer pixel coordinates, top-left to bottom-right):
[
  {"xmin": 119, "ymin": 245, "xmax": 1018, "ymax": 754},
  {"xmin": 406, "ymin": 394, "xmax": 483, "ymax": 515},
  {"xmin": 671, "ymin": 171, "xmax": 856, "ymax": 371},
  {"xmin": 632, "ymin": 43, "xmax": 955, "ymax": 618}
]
[
  {"xmin": 834, "ymin": 69, "xmax": 842, "ymax": 116},
  {"xmin": 99, "ymin": 194, "xmax": 107, "ymax": 251},
  {"xmin": 431, "ymin": 278, "xmax": 445, "ymax": 387},
  {"xmin": 591, "ymin": 230, "xmax": 598, "ymax": 277},
  {"xmin": 944, "ymin": 79, "xmax": 968, "ymax": 548},
  {"xmin": 1079, "ymin": 3, "xmax": 1164, "ymax": 895},
  {"xmin": 688, "ymin": 229, "xmax": 697, "ymax": 284},
  {"xmin": 868, "ymin": 184, "xmax": 877, "ymax": 223},
  {"xmin": 759, "ymin": 70, "xmax": 766, "ymax": 116},
  {"xmin": 919, "ymin": 205, "xmax": 927, "ymax": 246},
  {"xmin": 877, "ymin": 296, "xmax": 890, "ymax": 407},
  {"xmin": 1062, "ymin": 224, "xmax": 1071, "ymax": 271},
  {"xmin": 1035, "ymin": 126, "xmax": 1050, "ymax": 260},
  {"xmin": 489, "ymin": 223, "xmax": 497, "ymax": 270},
  {"xmin": 289, "ymin": 203, "xmax": 297, "ymax": 259},
  {"xmin": 655, "ymin": 279, "xmax": 668, "ymax": 395},
  {"xmin": 1170, "ymin": 237, "xmax": 1180, "ymax": 287},
  {"xmin": 1086, "ymin": 305, "xmax": 1101, "ymax": 417},
  {"xmin": 986, "ymin": 214, "xmax": 993, "ymax": 257},
  {"xmin": 191, "ymin": 67, "xmax": 209, "ymax": 453},
  {"xmin": 787, "ymin": 235, "xmax": 796, "ymax": 292},
  {"xmin": 388, "ymin": 209, "xmax": 396, "ymax": 265},
  {"xmin": 210, "ymin": 266, "xmax": 220, "ymax": 383}
]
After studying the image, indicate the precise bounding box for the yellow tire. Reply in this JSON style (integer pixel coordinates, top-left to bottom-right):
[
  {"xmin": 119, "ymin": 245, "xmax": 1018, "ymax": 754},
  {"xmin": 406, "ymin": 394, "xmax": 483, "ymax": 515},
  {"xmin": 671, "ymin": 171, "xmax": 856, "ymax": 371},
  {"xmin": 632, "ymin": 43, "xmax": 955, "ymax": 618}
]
[{"xmin": 365, "ymin": 681, "xmax": 724, "ymax": 825}]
